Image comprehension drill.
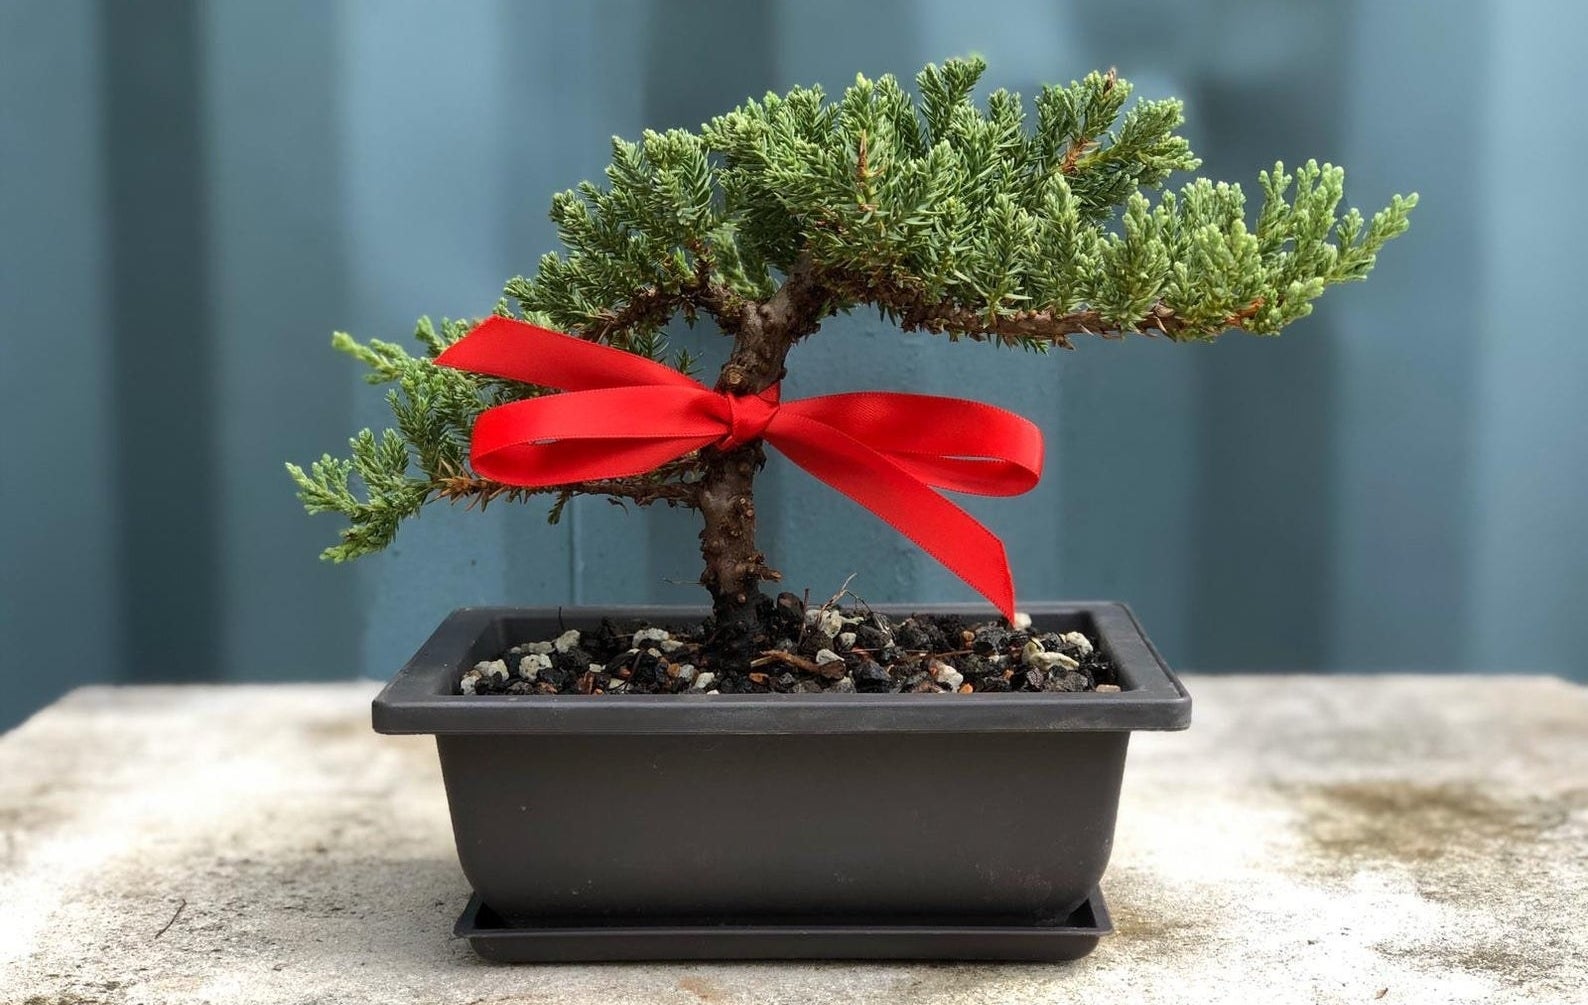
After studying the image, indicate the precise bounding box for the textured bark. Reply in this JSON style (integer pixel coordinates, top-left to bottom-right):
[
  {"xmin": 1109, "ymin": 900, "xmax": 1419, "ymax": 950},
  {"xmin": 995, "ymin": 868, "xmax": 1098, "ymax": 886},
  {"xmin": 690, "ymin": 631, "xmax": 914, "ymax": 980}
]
[
  {"xmin": 696, "ymin": 257, "xmax": 827, "ymax": 629},
  {"xmin": 696, "ymin": 445, "xmax": 774, "ymax": 630}
]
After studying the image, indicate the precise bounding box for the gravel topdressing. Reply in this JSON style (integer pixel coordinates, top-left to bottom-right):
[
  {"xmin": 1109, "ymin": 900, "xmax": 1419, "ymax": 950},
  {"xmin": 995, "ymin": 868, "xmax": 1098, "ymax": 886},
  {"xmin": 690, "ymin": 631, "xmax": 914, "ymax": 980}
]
[{"xmin": 461, "ymin": 594, "xmax": 1119, "ymax": 697}]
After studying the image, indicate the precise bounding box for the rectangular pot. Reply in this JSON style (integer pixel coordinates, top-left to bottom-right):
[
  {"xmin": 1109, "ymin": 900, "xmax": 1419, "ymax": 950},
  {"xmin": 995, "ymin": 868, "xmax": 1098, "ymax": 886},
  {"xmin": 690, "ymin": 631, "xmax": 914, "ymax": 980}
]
[{"xmin": 374, "ymin": 602, "xmax": 1189, "ymax": 932}]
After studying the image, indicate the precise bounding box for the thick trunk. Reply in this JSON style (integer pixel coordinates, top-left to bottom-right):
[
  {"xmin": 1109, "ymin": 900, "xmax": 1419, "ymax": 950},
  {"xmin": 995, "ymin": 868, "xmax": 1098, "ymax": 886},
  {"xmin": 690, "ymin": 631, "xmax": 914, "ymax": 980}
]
[
  {"xmin": 695, "ymin": 257, "xmax": 827, "ymax": 632},
  {"xmin": 697, "ymin": 444, "xmax": 771, "ymax": 630}
]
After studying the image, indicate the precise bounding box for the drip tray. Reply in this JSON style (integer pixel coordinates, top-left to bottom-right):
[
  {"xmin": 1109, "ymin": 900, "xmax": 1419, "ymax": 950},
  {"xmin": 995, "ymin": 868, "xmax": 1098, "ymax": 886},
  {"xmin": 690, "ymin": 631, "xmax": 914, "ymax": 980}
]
[{"xmin": 454, "ymin": 889, "xmax": 1111, "ymax": 963}]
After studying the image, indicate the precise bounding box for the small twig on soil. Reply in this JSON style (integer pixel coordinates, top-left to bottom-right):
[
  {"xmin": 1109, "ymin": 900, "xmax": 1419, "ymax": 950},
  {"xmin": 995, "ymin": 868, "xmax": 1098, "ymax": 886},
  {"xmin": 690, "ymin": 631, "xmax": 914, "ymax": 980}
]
[
  {"xmin": 820, "ymin": 573, "xmax": 860, "ymax": 612},
  {"xmin": 795, "ymin": 586, "xmax": 813, "ymax": 648},
  {"xmin": 751, "ymin": 650, "xmax": 824, "ymax": 674},
  {"xmin": 822, "ymin": 573, "xmax": 883, "ymax": 626},
  {"xmin": 154, "ymin": 898, "xmax": 187, "ymax": 939}
]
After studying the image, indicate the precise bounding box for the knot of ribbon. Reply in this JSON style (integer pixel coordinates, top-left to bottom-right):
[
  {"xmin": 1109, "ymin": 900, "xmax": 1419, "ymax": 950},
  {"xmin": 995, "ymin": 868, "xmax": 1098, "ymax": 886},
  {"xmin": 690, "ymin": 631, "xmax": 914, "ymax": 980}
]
[
  {"xmin": 720, "ymin": 385, "xmax": 780, "ymax": 450},
  {"xmin": 435, "ymin": 317, "xmax": 1045, "ymax": 618}
]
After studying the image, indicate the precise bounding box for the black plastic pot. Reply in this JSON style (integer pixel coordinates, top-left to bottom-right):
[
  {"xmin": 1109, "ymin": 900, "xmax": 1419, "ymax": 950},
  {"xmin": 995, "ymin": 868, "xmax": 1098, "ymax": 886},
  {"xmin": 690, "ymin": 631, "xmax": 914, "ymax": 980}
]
[{"xmin": 373, "ymin": 602, "xmax": 1190, "ymax": 961}]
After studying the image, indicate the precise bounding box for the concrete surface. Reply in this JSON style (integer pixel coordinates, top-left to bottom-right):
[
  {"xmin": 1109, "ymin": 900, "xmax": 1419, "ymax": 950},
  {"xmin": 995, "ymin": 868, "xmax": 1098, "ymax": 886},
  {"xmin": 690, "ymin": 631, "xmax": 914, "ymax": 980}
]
[{"xmin": 1, "ymin": 675, "xmax": 1585, "ymax": 1005}]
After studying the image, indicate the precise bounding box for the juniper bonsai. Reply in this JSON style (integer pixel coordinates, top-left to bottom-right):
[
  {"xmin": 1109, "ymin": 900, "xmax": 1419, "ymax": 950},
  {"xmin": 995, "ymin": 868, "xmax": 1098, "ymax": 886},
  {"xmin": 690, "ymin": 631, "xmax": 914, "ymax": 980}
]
[{"xmin": 290, "ymin": 57, "xmax": 1414, "ymax": 640}]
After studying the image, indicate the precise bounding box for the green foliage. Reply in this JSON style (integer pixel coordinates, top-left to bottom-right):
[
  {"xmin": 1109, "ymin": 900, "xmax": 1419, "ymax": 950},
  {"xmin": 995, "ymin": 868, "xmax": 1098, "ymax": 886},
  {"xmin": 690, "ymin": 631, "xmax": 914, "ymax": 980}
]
[
  {"xmin": 286, "ymin": 429, "xmax": 429, "ymax": 562},
  {"xmin": 286, "ymin": 317, "xmax": 500, "ymax": 561},
  {"xmin": 288, "ymin": 315, "xmax": 701, "ymax": 560},
  {"xmin": 292, "ymin": 55, "xmax": 1415, "ymax": 561},
  {"xmin": 516, "ymin": 56, "xmax": 1412, "ymax": 344}
]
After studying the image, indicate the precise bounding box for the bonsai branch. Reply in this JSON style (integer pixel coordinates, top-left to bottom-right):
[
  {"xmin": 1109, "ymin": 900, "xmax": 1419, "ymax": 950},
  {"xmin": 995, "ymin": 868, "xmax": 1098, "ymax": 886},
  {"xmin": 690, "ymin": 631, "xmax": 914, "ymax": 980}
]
[
  {"xmin": 584, "ymin": 248, "xmax": 751, "ymax": 344},
  {"xmin": 715, "ymin": 255, "xmax": 828, "ymax": 393},
  {"xmin": 434, "ymin": 464, "xmax": 701, "ymax": 511},
  {"xmin": 902, "ymin": 296, "xmax": 1266, "ymax": 347}
]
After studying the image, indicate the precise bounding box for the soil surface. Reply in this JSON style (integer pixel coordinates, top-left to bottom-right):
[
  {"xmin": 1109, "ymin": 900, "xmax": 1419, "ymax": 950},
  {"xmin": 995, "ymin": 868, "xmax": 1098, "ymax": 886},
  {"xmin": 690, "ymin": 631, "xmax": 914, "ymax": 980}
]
[{"xmin": 461, "ymin": 592, "xmax": 1118, "ymax": 696}]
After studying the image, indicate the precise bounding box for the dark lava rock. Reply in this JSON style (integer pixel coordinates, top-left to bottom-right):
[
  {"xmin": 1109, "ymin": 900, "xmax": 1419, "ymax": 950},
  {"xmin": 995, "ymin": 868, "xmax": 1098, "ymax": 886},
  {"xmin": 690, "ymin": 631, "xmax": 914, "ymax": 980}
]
[
  {"xmin": 959, "ymin": 655, "xmax": 1000, "ymax": 679},
  {"xmin": 893, "ymin": 618, "xmax": 933, "ymax": 651},
  {"xmin": 771, "ymin": 592, "xmax": 806, "ymax": 636},
  {"xmin": 1045, "ymin": 670, "xmax": 1092, "ymax": 693},
  {"xmin": 796, "ymin": 632, "xmax": 834, "ymax": 659},
  {"xmin": 1037, "ymin": 632, "xmax": 1067, "ymax": 652},
  {"xmin": 853, "ymin": 624, "xmax": 890, "ymax": 652},
  {"xmin": 933, "ymin": 614, "xmax": 967, "ymax": 639},
  {"xmin": 537, "ymin": 663, "xmax": 574, "ymax": 691},
  {"xmin": 852, "ymin": 659, "xmax": 895, "ymax": 693},
  {"xmin": 972, "ymin": 627, "xmax": 1011, "ymax": 656},
  {"xmin": 551, "ymin": 647, "xmax": 592, "ymax": 675},
  {"xmin": 630, "ymin": 652, "xmax": 669, "ymax": 689},
  {"xmin": 591, "ymin": 618, "xmax": 627, "ymax": 653}
]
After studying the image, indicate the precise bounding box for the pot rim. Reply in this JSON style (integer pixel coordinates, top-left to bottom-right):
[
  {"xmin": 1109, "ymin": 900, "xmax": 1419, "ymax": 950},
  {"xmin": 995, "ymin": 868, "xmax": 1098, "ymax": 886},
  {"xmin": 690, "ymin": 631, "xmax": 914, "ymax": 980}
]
[{"xmin": 372, "ymin": 601, "xmax": 1190, "ymax": 736}]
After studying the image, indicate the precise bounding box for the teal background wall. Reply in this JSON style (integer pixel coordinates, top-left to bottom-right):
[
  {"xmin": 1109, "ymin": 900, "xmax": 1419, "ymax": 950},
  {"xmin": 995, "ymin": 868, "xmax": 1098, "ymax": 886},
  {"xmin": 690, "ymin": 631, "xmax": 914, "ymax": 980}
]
[{"xmin": 4, "ymin": 0, "xmax": 1585, "ymax": 729}]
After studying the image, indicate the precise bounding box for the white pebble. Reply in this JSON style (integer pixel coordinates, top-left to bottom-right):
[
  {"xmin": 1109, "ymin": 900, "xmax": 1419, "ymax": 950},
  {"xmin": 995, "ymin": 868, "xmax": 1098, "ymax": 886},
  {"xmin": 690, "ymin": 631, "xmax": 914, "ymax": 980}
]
[
  {"xmin": 1022, "ymin": 640, "xmax": 1078, "ymax": 671},
  {"xmin": 837, "ymin": 631, "xmax": 857, "ymax": 649},
  {"xmin": 929, "ymin": 660, "xmax": 964, "ymax": 689},
  {"xmin": 633, "ymin": 627, "xmax": 670, "ymax": 646},
  {"xmin": 459, "ymin": 674, "xmax": 479, "ymax": 695},
  {"xmin": 552, "ymin": 629, "xmax": 581, "ymax": 653},
  {"xmin": 690, "ymin": 671, "xmax": 716, "ymax": 691},
  {"xmin": 675, "ymin": 663, "xmax": 698, "ymax": 684},
  {"xmin": 660, "ymin": 638, "xmax": 686, "ymax": 653},
  {"xmin": 1011, "ymin": 611, "xmax": 1032, "ymax": 630},
  {"xmin": 816, "ymin": 609, "xmax": 844, "ymax": 637},
  {"xmin": 521, "ymin": 640, "xmax": 554, "ymax": 655},
  {"xmin": 1035, "ymin": 650, "xmax": 1080, "ymax": 671},
  {"xmin": 475, "ymin": 659, "xmax": 509, "ymax": 682},
  {"xmin": 1096, "ymin": 683, "xmax": 1121, "ymax": 693},
  {"xmin": 1061, "ymin": 631, "xmax": 1094, "ymax": 657},
  {"xmin": 517, "ymin": 653, "xmax": 551, "ymax": 680},
  {"xmin": 587, "ymin": 663, "xmax": 605, "ymax": 673},
  {"xmin": 814, "ymin": 648, "xmax": 844, "ymax": 665}
]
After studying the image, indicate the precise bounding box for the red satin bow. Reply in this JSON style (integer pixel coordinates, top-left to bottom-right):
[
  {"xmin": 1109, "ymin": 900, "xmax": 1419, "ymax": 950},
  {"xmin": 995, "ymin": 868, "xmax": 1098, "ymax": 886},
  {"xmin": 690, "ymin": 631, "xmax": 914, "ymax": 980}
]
[{"xmin": 435, "ymin": 317, "xmax": 1044, "ymax": 618}]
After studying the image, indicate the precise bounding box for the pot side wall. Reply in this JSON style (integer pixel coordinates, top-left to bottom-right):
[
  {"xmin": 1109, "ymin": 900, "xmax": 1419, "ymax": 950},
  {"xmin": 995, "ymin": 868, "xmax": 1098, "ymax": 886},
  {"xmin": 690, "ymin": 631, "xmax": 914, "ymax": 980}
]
[{"xmin": 437, "ymin": 730, "xmax": 1129, "ymax": 924}]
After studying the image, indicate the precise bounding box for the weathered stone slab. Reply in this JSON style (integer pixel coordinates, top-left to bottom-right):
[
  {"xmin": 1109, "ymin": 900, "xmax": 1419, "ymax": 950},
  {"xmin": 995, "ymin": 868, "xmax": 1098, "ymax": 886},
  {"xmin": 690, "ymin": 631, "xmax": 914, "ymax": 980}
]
[{"xmin": 2, "ymin": 676, "xmax": 1585, "ymax": 1004}]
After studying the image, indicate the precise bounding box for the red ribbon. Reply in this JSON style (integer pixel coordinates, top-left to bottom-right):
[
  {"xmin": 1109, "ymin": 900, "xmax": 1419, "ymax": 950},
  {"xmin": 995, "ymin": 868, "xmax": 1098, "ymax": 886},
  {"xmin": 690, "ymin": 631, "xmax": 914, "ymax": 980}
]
[{"xmin": 435, "ymin": 317, "xmax": 1044, "ymax": 619}]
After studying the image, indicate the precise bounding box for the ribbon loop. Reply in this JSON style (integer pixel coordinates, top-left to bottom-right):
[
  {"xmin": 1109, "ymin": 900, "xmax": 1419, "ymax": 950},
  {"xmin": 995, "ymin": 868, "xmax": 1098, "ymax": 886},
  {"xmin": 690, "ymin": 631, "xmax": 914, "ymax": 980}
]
[{"xmin": 435, "ymin": 318, "xmax": 1045, "ymax": 619}]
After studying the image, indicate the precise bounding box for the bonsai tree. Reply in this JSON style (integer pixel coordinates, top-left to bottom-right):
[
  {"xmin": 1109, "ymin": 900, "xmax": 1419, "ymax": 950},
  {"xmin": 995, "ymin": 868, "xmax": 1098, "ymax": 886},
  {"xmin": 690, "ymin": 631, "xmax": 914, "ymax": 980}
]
[{"xmin": 290, "ymin": 57, "xmax": 1414, "ymax": 647}]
